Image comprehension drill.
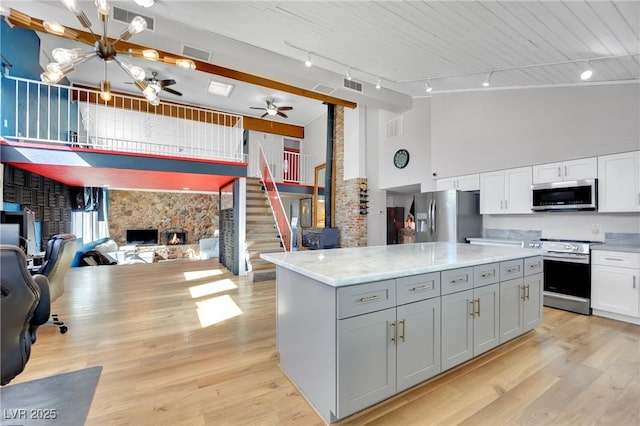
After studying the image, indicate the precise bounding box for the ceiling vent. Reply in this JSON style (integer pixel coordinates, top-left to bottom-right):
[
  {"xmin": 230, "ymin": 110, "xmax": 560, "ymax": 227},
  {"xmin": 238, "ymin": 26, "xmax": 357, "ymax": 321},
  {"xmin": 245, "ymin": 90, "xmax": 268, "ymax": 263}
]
[
  {"xmin": 313, "ymin": 83, "xmax": 336, "ymax": 95},
  {"xmin": 182, "ymin": 45, "xmax": 211, "ymax": 62},
  {"xmin": 343, "ymin": 78, "xmax": 363, "ymax": 93},
  {"xmin": 385, "ymin": 117, "xmax": 403, "ymax": 139},
  {"xmin": 113, "ymin": 6, "xmax": 155, "ymax": 31}
]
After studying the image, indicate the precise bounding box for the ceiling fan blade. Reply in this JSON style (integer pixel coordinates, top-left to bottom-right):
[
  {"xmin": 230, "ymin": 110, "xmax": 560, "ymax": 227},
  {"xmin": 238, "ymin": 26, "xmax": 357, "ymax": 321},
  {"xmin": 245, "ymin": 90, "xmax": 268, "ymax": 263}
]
[
  {"xmin": 261, "ymin": 112, "xmax": 269, "ymax": 118},
  {"xmin": 278, "ymin": 106, "xmax": 293, "ymax": 111},
  {"xmin": 277, "ymin": 111, "xmax": 288, "ymax": 118},
  {"xmin": 159, "ymin": 79, "xmax": 176, "ymax": 87},
  {"xmin": 250, "ymin": 107, "xmax": 266, "ymax": 110},
  {"xmin": 163, "ymin": 87, "xmax": 182, "ymax": 96}
]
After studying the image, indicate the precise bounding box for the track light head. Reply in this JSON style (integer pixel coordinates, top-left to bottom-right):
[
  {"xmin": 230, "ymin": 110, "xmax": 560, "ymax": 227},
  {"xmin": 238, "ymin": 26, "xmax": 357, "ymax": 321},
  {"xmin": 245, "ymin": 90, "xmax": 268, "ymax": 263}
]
[
  {"xmin": 482, "ymin": 71, "xmax": 493, "ymax": 87},
  {"xmin": 376, "ymin": 77, "xmax": 381, "ymax": 90},
  {"xmin": 581, "ymin": 62, "xmax": 593, "ymax": 81},
  {"xmin": 425, "ymin": 80, "xmax": 433, "ymax": 93},
  {"xmin": 305, "ymin": 52, "xmax": 312, "ymax": 67},
  {"xmin": 345, "ymin": 68, "xmax": 352, "ymax": 81}
]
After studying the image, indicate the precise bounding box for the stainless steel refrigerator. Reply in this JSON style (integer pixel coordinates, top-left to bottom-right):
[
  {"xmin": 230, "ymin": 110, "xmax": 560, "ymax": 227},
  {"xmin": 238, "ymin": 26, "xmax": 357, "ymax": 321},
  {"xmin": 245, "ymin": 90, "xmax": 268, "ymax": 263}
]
[{"xmin": 413, "ymin": 190, "xmax": 481, "ymax": 243}]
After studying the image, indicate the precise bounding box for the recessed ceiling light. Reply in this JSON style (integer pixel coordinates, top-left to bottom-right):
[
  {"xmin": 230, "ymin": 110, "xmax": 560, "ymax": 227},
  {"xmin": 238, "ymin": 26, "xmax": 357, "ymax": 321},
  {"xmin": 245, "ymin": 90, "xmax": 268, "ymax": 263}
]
[{"xmin": 208, "ymin": 80, "xmax": 235, "ymax": 97}]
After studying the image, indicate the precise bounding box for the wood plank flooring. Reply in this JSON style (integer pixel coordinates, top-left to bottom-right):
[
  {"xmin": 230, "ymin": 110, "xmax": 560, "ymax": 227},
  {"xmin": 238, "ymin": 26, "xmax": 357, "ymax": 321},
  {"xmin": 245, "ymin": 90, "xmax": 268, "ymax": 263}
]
[{"xmin": 10, "ymin": 260, "xmax": 639, "ymax": 425}]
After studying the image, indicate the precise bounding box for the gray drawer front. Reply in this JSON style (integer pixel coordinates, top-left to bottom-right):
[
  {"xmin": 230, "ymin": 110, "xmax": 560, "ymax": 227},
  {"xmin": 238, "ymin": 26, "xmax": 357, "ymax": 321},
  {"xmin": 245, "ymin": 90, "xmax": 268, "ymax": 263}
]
[
  {"xmin": 524, "ymin": 256, "xmax": 543, "ymax": 276},
  {"xmin": 337, "ymin": 280, "xmax": 396, "ymax": 319},
  {"xmin": 501, "ymin": 259, "xmax": 524, "ymax": 280},
  {"xmin": 441, "ymin": 267, "xmax": 474, "ymax": 295},
  {"xmin": 397, "ymin": 272, "xmax": 440, "ymax": 305},
  {"xmin": 473, "ymin": 262, "xmax": 500, "ymax": 287}
]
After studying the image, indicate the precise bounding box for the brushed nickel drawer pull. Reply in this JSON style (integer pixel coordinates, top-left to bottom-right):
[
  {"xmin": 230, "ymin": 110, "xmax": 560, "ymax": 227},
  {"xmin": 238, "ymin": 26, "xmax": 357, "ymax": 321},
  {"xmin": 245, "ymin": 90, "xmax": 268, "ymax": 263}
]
[
  {"xmin": 451, "ymin": 277, "xmax": 467, "ymax": 284},
  {"xmin": 506, "ymin": 267, "xmax": 520, "ymax": 273},
  {"xmin": 525, "ymin": 284, "xmax": 530, "ymax": 300},
  {"xmin": 476, "ymin": 298, "xmax": 481, "ymax": 317},
  {"xmin": 399, "ymin": 319, "xmax": 406, "ymax": 342},
  {"xmin": 480, "ymin": 272, "xmax": 494, "ymax": 278},
  {"xmin": 634, "ymin": 276, "xmax": 637, "ymax": 289},
  {"xmin": 469, "ymin": 301, "xmax": 476, "ymax": 317},
  {"xmin": 521, "ymin": 285, "xmax": 527, "ymax": 301},
  {"xmin": 604, "ymin": 257, "xmax": 624, "ymax": 262},
  {"xmin": 410, "ymin": 284, "xmax": 431, "ymax": 292},
  {"xmin": 529, "ymin": 263, "xmax": 539, "ymax": 268},
  {"xmin": 359, "ymin": 295, "xmax": 382, "ymax": 303}
]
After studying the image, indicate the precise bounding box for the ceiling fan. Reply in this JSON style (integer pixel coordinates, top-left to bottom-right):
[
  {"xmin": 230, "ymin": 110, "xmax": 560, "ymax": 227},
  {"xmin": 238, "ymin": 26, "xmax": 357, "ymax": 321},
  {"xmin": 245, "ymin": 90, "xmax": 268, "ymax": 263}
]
[
  {"xmin": 126, "ymin": 71, "xmax": 182, "ymax": 96},
  {"xmin": 250, "ymin": 99, "xmax": 293, "ymax": 118}
]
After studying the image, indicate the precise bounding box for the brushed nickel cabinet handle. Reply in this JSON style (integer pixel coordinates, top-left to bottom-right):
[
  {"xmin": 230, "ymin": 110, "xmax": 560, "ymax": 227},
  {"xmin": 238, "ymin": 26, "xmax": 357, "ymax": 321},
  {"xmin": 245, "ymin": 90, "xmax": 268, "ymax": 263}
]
[
  {"xmin": 469, "ymin": 301, "xmax": 476, "ymax": 317},
  {"xmin": 451, "ymin": 277, "xmax": 468, "ymax": 284},
  {"xmin": 525, "ymin": 284, "xmax": 530, "ymax": 300},
  {"xmin": 399, "ymin": 319, "xmax": 406, "ymax": 342},
  {"xmin": 480, "ymin": 272, "xmax": 494, "ymax": 278},
  {"xmin": 476, "ymin": 298, "xmax": 481, "ymax": 317},
  {"xmin": 506, "ymin": 267, "xmax": 520, "ymax": 273},
  {"xmin": 521, "ymin": 285, "xmax": 527, "ymax": 301},
  {"xmin": 505, "ymin": 200, "xmax": 509, "ymax": 210},
  {"xmin": 359, "ymin": 295, "xmax": 381, "ymax": 303},
  {"xmin": 604, "ymin": 257, "xmax": 624, "ymax": 262},
  {"xmin": 390, "ymin": 321, "xmax": 397, "ymax": 345},
  {"xmin": 557, "ymin": 167, "xmax": 561, "ymax": 177},
  {"xmin": 564, "ymin": 166, "xmax": 568, "ymax": 176},
  {"xmin": 634, "ymin": 276, "xmax": 637, "ymax": 289},
  {"xmin": 500, "ymin": 200, "xmax": 504, "ymax": 210},
  {"xmin": 410, "ymin": 284, "xmax": 431, "ymax": 292}
]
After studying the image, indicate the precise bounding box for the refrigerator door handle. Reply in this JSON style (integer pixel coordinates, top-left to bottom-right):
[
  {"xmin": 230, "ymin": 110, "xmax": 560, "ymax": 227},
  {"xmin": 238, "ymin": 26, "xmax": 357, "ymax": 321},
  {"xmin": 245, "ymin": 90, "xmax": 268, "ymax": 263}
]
[
  {"xmin": 431, "ymin": 199, "xmax": 437, "ymax": 237},
  {"xmin": 429, "ymin": 198, "xmax": 435, "ymax": 238}
]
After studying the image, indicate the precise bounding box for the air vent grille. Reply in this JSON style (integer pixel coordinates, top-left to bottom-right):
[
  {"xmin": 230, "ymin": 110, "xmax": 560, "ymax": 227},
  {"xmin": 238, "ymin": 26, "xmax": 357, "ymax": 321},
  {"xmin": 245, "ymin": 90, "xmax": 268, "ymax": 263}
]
[
  {"xmin": 182, "ymin": 45, "xmax": 211, "ymax": 62},
  {"xmin": 343, "ymin": 78, "xmax": 363, "ymax": 93},
  {"xmin": 313, "ymin": 83, "xmax": 336, "ymax": 95},
  {"xmin": 386, "ymin": 117, "xmax": 403, "ymax": 138},
  {"xmin": 113, "ymin": 7, "xmax": 155, "ymax": 31}
]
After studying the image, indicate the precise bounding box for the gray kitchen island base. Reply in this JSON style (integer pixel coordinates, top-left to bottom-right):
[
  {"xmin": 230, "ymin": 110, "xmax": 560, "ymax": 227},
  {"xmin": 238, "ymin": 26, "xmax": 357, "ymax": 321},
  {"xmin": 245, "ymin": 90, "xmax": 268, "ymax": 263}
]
[{"xmin": 264, "ymin": 243, "xmax": 544, "ymax": 423}]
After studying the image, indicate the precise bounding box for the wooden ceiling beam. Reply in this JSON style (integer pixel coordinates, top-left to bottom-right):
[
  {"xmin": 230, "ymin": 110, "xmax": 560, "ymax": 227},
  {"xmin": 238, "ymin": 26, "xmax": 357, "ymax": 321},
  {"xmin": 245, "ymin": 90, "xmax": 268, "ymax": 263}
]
[{"xmin": 7, "ymin": 8, "xmax": 357, "ymax": 110}]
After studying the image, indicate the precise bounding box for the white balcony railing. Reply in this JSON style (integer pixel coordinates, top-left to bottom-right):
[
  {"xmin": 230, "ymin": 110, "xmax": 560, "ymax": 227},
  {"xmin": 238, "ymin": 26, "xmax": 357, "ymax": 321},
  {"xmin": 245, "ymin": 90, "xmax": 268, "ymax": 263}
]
[
  {"xmin": 247, "ymin": 141, "xmax": 314, "ymax": 185},
  {"xmin": 1, "ymin": 74, "xmax": 243, "ymax": 162}
]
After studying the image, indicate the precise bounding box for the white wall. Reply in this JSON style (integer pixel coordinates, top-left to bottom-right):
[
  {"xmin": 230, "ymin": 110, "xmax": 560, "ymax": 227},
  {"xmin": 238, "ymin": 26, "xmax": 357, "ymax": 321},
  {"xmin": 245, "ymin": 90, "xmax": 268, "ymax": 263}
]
[
  {"xmin": 431, "ymin": 82, "xmax": 640, "ymax": 178},
  {"xmin": 303, "ymin": 112, "xmax": 328, "ymax": 169},
  {"xmin": 378, "ymin": 98, "xmax": 432, "ymax": 191},
  {"xmin": 344, "ymin": 106, "xmax": 366, "ymax": 179},
  {"xmin": 366, "ymin": 107, "xmax": 387, "ymax": 247}
]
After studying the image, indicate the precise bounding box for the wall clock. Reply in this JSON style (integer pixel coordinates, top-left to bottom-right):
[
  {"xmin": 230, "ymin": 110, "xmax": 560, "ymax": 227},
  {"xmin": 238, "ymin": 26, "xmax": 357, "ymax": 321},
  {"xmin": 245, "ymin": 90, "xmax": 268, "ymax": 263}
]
[{"xmin": 393, "ymin": 149, "xmax": 410, "ymax": 169}]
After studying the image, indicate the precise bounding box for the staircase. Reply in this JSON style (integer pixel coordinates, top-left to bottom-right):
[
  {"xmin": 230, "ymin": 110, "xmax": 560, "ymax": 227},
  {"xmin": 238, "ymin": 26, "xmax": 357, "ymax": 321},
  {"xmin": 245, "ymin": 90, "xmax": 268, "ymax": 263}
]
[{"xmin": 246, "ymin": 177, "xmax": 284, "ymax": 282}]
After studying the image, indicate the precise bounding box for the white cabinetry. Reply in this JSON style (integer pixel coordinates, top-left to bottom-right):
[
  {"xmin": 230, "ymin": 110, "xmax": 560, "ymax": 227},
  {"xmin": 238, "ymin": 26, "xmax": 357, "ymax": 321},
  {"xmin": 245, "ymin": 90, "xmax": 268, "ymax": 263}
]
[
  {"xmin": 436, "ymin": 174, "xmax": 480, "ymax": 191},
  {"xmin": 532, "ymin": 157, "xmax": 597, "ymax": 184},
  {"xmin": 591, "ymin": 250, "xmax": 640, "ymax": 325},
  {"xmin": 597, "ymin": 151, "xmax": 640, "ymax": 213},
  {"xmin": 480, "ymin": 166, "xmax": 532, "ymax": 214}
]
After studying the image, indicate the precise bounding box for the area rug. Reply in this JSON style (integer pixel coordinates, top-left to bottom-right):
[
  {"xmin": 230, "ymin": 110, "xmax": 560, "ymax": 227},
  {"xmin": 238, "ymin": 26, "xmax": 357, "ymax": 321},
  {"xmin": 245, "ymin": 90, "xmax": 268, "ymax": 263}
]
[{"xmin": 0, "ymin": 366, "xmax": 102, "ymax": 426}]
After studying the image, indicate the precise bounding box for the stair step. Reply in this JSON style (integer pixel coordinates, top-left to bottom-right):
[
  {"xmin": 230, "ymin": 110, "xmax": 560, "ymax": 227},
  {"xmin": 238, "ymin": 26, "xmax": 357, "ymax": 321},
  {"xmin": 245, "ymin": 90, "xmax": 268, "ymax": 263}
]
[{"xmin": 249, "ymin": 268, "xmax": 276, "ymax": 282}]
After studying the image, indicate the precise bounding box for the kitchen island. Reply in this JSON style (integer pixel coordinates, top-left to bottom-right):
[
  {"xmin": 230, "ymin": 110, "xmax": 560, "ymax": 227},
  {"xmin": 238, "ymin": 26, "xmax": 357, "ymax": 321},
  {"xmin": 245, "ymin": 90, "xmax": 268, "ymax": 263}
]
[{"xmin": 261, "ymin": 242, "xmax": 543, "ymax": 423}]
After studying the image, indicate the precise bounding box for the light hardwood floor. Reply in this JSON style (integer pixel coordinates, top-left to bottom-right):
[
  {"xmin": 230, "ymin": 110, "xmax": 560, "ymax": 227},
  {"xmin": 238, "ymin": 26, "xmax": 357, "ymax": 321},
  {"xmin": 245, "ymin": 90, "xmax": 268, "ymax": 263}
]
[{"xmin": 11, "ymin": 260, "xmax": 640, "ymax": 425}]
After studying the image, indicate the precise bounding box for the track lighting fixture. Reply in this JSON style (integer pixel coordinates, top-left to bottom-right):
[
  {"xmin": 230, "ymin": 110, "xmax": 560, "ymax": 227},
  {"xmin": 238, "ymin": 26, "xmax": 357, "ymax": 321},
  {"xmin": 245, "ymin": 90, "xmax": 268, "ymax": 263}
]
[
  {"xmin": 482, "ymin": 71, "xmax": 493, "ymax": 87},
  {"xmin": 345, "ymin": 67, "xmax": 352, "ymax": 81},
  {"xmin": 580, "ymin": 61, "xmax": 593, "ymax": 81},
  {"xmin": 305, "ymin": 52, "xmax": 312, "ymax": 67},
  {"xmin": 376, "ymin": 77, "xmax": 381, "ymax": 90},
  {"xmin": 425, "ymin": 80, "xmax": 433, "ymax": 93}
]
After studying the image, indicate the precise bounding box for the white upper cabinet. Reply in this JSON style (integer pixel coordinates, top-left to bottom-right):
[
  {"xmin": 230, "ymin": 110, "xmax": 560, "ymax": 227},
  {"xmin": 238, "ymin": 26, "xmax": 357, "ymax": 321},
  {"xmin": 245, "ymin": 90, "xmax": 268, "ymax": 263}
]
[
  {"xmin": 598, "ymin": 151, "xmax": 640, "ymax": 213},
  {"xmin": 480, "ymin": 167, "xmax": 532, "ymax": 214},
  {"xmin": 532, "ymin": 157, "xmax": 597, "ymax": 184},
  {"xmin": 436, "ymin": 174, "xmax": 480, "ymax": 191}
]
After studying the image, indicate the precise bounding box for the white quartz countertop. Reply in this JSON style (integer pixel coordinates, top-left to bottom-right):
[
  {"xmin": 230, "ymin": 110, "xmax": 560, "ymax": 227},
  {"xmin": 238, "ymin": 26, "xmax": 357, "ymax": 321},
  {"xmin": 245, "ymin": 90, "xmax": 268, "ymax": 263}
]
[
  {"xmin": 261, "ymin": 242, "xmax": 542, "ymax": 287},
  {"xmin": 591, "ymin": 244, "xmax": 640, "ymax": 253}
]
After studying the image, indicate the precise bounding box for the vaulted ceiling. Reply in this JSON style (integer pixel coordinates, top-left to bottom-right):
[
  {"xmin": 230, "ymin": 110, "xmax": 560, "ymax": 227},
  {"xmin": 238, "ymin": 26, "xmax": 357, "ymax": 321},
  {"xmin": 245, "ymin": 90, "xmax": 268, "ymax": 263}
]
[{"xmin": 6, "ymin": 1, "xmax": 639, "ymax": 127}]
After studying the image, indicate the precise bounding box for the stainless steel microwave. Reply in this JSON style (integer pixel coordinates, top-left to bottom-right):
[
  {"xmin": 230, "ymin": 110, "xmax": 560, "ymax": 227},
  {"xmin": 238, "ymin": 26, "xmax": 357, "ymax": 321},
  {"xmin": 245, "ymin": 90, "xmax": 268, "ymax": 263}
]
[{"xmin": 531, "ymin": 179, "xmax": 597, "ymax": 211}]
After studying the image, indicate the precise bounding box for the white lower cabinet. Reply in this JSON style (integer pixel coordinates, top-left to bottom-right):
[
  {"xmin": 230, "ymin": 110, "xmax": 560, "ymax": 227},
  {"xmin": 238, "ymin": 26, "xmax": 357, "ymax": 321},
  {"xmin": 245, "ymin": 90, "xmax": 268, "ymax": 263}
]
[
  {"xmin": 337, "ymin": 297, "xmax": 441, "ymax": 418},
  {"xmin": 441, "ymin": 283, "xmax": 500, "ymax": 371},
  {"xmin": 591, "ymin": 250, "xmax": 640, "ymax": 324}
]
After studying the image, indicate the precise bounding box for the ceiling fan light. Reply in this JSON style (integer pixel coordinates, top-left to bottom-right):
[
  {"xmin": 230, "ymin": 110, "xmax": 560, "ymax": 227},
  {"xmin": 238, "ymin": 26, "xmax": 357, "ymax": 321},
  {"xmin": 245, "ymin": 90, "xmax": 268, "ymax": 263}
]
[
  {"xmin": 267, "ymin": 108, "xmax": 278, "ymax": 116},
  {"xmin": 175, "ymin": 58, "xmax": 196, "ymax": 70},
  {"xmin": 143, "ymin": 85, "xmax": 158, "ymax": 99},
  {"xmin": 134, "ymin": 0, "xmax": 155, "ymax": 7},
  {"xmin": 43, "ymin": 21, "xmax": 66, "ymax": 35},
  {"xmin": 149, "ymin": 96, "xmax": 160, "ymax": 106}
]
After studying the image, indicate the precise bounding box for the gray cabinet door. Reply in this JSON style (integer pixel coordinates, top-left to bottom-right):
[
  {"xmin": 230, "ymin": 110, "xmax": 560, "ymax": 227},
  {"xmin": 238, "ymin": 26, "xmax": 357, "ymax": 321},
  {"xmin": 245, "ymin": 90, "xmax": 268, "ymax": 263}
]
[
  {"xmin": 499, "ymin": 278, "xmax": 525, "ymax": 344},
  {"xmin": 396, "ymin": 298, "xmax": 441, "ymax": 392},
  {"xmin": 523, "ymin": 273, "xmax": 544, "ymax": 331},
  {"xmin": 473, "ymin": 283, "xmax": 500, "ymax": 356},
  {"xmin": 337, "ymin": 308, "xmax": 397, "ymax": 418},
  {"xmin": 441, "ymin": 289, "xmax": 473, "ymax": 371}
]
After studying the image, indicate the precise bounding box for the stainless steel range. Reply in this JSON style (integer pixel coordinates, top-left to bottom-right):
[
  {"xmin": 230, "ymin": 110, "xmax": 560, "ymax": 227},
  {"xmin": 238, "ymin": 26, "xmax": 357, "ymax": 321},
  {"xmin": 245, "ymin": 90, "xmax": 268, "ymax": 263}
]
[{"xmin": 524, "ymin": 239, "xmax": 600, "ymax": 315}]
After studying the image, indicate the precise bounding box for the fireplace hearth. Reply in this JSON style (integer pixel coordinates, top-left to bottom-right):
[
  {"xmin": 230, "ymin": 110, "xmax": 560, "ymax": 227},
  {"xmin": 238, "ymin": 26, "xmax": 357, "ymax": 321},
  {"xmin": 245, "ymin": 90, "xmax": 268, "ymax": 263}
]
[{"xmin": 163, "ymin": 230, "xmax": 187, "ymax": 246}]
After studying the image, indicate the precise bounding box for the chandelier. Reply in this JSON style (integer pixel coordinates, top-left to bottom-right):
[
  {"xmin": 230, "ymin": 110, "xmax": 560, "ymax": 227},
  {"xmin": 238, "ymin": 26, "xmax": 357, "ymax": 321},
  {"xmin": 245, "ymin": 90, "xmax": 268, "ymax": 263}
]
[{"xmin": 38, "ymin": 0, "xmax": 195, "ymax": 104}]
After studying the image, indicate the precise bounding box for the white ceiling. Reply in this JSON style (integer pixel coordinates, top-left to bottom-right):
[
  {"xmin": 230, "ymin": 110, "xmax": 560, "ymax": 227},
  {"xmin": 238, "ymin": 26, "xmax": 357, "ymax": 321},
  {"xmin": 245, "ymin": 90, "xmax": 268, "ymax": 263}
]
[{"xmin": 6, "ymin": 1, "xmax": 640, "ymax": 127}]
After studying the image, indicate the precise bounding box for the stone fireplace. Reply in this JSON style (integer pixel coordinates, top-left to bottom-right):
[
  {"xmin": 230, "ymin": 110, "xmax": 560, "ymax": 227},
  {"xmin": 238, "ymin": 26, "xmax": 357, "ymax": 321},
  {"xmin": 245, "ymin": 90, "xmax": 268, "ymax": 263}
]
[{"xmin": 163, "ymin": 230, "xmax": 187, "ymax": 246}]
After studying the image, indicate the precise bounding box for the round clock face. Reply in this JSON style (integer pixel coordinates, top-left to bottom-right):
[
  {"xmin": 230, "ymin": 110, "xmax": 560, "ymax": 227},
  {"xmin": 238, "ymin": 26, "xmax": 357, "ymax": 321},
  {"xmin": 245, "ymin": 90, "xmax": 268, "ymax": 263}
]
[{"xmin": 393, "ymin": 149, "xmax": 410, "ymax": 169}]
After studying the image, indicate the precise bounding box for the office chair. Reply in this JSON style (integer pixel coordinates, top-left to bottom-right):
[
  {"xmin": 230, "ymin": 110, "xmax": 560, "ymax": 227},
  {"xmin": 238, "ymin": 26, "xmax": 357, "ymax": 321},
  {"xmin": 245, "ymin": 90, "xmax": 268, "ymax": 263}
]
[
  {"xmin": 1, "ymin": 245, "xmax": 51, "ymax": 385},
  {"xmin": 38, "ymin": 234, "xmax": 78, "ymax": 334}
]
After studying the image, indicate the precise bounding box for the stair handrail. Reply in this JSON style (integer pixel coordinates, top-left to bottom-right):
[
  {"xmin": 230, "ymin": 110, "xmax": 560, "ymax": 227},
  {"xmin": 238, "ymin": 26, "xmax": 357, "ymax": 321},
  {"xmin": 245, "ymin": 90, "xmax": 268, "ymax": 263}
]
[{"xmin": 257, "ymin": 143, "xmax": 292, "ymax": 252}]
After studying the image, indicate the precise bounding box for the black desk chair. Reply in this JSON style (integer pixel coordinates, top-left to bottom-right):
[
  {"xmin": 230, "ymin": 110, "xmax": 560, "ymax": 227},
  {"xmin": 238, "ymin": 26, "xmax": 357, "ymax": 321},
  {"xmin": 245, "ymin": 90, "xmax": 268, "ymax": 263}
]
[
  {"xmin": 38, "ymin": 234, "xmax": 78, "ymax": 334},
  {"xmin": 1, "ymin": 245, "xmax": 51, "ymax": 385}
]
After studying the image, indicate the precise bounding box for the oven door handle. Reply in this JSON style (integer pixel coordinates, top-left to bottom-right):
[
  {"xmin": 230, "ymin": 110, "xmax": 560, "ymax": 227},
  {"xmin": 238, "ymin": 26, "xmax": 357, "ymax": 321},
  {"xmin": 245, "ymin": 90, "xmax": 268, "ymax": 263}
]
[{"xmin": 543, "ymin": 254, "xmax": 590, "ymax": 264}]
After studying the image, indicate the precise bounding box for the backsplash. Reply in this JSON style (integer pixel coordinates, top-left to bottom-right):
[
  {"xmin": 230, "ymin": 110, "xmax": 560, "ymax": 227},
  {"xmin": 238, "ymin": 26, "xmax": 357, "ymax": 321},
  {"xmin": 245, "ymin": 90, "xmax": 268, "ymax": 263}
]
[
  {"xmin": 483, "ymin": 228, "xmax": 541, "ymax": 241},
  {"xmin": 604, "ymin": 232, "xmax": 640, "ymax": 246}
]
